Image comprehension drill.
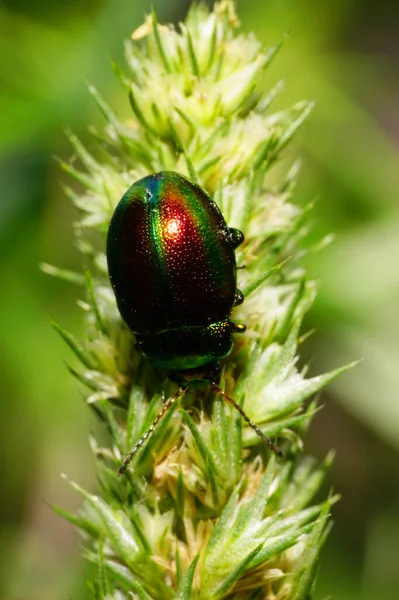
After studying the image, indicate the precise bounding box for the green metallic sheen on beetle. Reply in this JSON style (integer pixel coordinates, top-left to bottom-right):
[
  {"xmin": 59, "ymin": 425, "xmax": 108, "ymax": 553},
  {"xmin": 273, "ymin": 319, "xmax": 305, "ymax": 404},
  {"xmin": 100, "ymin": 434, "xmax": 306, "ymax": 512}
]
[{"xmin": 106, "ymin": 171, "xmax": 245, "ymax": 373}]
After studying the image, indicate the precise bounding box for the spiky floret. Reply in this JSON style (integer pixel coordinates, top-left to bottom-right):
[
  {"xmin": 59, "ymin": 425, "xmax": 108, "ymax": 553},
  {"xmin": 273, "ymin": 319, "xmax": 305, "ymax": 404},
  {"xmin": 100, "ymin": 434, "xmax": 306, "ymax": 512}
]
[{"xmin": 48, "ymin": 2, "xmax": 352, "ymax": 598}]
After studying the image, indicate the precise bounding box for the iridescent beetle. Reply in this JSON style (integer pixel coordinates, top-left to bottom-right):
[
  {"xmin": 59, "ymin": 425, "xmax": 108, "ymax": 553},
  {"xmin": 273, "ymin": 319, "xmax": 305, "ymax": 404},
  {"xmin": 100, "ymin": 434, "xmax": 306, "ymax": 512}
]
[{"xmin": 106, "ymin": 171, "xmax": 281, "ymax": 474}]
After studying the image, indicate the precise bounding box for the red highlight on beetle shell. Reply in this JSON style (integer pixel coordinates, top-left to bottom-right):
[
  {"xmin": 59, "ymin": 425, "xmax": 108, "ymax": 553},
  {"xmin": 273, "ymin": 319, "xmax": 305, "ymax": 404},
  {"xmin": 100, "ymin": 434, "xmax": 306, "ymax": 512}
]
[{"xmin": 164, "ymin": 217, "xmax": 183, "ymax": 240}]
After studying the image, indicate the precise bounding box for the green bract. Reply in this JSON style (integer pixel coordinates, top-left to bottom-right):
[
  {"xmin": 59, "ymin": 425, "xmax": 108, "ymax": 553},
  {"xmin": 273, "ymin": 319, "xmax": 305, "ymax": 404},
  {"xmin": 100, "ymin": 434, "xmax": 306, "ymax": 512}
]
[{"xmin": 49, "ymin": 2, "xmax": 353, "ymax": 598}]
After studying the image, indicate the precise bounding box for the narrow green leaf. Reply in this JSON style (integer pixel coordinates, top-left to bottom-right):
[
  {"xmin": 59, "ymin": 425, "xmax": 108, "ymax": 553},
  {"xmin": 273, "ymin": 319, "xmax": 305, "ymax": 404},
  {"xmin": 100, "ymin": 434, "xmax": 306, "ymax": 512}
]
[
  {"xmin": 130, "ymin": 583, "xmax": 156, "ymax": 600},
  {"xmin": 176, "ymin": 554, "xmax": 199, "ymax": 599},
  {"xmin": 151, "ymin": 8, "xmax": 171, "ymax": 73},
  {"xmin": 257, "ymin": 79, "xmax": 285, "ymax": 113},
  {"xmin": 210, "ymin": 396, "xmax": 229, "ymax": 469},
  {"xmin": 51, "ymin": 503, "xmax": 100, "ymax": 538},
  {"xmin": 66, "ymin": 365, "xmax": 101, "ymax": 391},
  {"xmin": 97, "ymin": 540, "xmax": 110, "ymax": 598},
  {"xmin": 213, "ymin": 17, "xmax": 226, "ymax": 81},
  {"xmin": 266, "ymin": 318, "xmax": 302, "ymax": 381},
  {"xmin": 66, "ymin": 129, "xmax": 99, "ymax": 172},
  {"xmin": 166, "ymin": 115, "xmax": 183, "ymax": 150},
  {"xmin": 88, "ymin": 84, "xmax": 119, "ymax": 128},
  {"xmin": 110, "ymin": 58, "xmax": 131, "ymax": 89},
  {"xmin": 99, "ymin": 400, "xmax": 125, "ymax": 451},
  {"xmin": 253, "ymin": 133, "xmax": 279, "ymax": 170},
  {"xmin": 243, "ymin": 259, "xmax": 289, "ymax": 298},
  {"xmin": 276, "ymin": 278, "xmax": 306, "ymax": 343},
  {"xmin": 128, "ymin": 509, "xmax": 153, "ymax": 556},
  {"xmin": 173, "ymin": 105, "xmax": 196, "ymax": 134},
  {"xmin": 287, "ymin": 452, "xmax": 335, "ymax": 512},
  {"xmin": 200, "ymin": 118, "xmax": 230, "ymax": 157},
  {"xmin": 275, "ymin": 100, "xmax": 315, "ymax": 154},
  {"xmin": 175, "ymin": 547, "xmax": 183, "ymax": 589},
  {"xmin": 40, "ymin": 262, "xmax": 84, "ymax": 285},
  {"xmin": 183, "ymin": 151, "xmax": 199, "ymax": 184},
  {"xmin": 180, "ymin": 409, "xmax": 220, "ymax": 507},
  {"xmin": 213, "ymin": 543, "xmax": 263, "ymax": 597},
  {"xmin": 187, "ymin": 30, "xmax": 200, "ymax": 77},
  {"xmin": 206, "ymin": 17, "xmax": 218, "ymax": 71},
  {"xmin": 281, "ymin": 159, "xmax": 302, "ymax": 194},
  {"xmin": 211, "ymin": 389, "xmax": 241, "ymax": 485},
  {"xmin": 197, "ymin": 155, "xmax": 222, "ymax": 176},
  {"xmin": 289, "ymin": 500, "xmax": 332, "ymax": 600},
  {"xmin": 60, "ymin": 161, "xmax": 99, "ymax": 192},
  {"xmin": 267, "ymin": 361, "xmax": 360, "ymax": 420},
  {"xmin": 240, "ymin": 455, "xmax": 276, "ymax": 525},
  {"xmin": 176, "ymin": 468, "xmax": 185, "ymax": 517},
  {"xmin": 250, "ymin": 522, "xmax": 316, "ymax": 568},
  {"xmin": 129, "ymin": 87, "xmax": 157, "ymax": 136},
  {"xmin": 70, "ymin": 481, "xmax": 141, "ymax": 565},
  {"xmin": 103, "ymin": 561, "xmax": 155, "ymax": 598},
  {"xmin": 264, "ymin": 34, "xmax": 288, "ymax": 69},
  {"xmin": 126, "ymin": 386, "xmax": 148, "ymax": 450},
  {"xmin": 90, "ymin": 580, "xmax": 101, "ymax": 600},
  {"xmin": 52, "ymin": 320, "xmax": 99, "ymax": 370},
  {"xmin": 205, "ymin": 486, "xmax": 240, "ymax": 554},
  {"xmin": 85, "ymin": 270, "xmax": 108, "ymax": 336}
]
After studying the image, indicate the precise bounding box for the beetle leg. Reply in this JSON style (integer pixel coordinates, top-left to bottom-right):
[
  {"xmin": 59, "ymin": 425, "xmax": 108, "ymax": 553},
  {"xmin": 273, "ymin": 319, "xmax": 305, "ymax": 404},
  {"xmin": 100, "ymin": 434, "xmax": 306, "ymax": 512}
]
[
  {"xmin": 118, "ymin": 385, "xmax": 186, "ymax": 475},
  {"xmin": 211, "ymin": 384, "xmax": 283, "ymax": 458},
  {"xmin": 230, "ymin": 321, "xmax": 246, "ymax": 333}
]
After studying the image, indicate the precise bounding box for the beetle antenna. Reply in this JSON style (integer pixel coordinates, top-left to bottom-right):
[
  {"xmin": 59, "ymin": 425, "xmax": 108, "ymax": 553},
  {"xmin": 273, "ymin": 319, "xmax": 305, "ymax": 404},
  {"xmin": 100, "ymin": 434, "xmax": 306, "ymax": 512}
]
[
  {"xmin": 118, "ymin": 385, "xmax": 186, "ymax": 475},
  {"xmin": 211, "ymin": 384, "xmax": 283, "ymax": 458}
]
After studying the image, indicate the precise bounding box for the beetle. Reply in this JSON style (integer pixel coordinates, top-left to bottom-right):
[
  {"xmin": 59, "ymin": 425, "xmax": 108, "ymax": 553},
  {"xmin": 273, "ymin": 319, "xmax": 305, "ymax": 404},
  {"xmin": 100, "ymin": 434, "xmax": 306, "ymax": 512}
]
[{"xmin": 106, "ymin": 171, "xmax": 281, "ymax": 474}]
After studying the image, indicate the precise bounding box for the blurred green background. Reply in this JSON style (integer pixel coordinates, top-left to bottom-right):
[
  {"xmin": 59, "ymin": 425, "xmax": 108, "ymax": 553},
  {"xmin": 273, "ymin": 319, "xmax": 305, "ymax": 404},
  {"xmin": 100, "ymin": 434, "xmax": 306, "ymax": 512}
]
[{"xmin": 1, "ymin": 0, "xmax": 398, "ymax": 598}]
